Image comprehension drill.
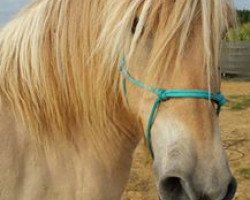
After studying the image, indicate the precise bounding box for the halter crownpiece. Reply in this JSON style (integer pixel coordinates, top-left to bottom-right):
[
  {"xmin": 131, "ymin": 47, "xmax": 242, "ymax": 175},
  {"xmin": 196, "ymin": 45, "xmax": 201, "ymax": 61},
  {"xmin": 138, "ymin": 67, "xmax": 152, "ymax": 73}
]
[{"xmin": 119, "ymin": 55, "xmax": 227, "ymax": 157}]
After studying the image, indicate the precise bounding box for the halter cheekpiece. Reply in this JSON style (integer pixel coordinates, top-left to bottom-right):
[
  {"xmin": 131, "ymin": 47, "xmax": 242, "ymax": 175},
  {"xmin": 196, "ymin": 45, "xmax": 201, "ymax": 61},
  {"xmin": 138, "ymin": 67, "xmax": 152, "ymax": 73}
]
[{"xmin": 119, "ymin": 55, "xmax": 227, "ymax": 157}]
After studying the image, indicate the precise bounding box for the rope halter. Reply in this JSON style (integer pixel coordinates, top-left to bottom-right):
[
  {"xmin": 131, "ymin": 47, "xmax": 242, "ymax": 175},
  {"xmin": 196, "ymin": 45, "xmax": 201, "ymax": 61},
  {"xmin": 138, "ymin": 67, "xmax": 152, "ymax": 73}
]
[{"xmin": 119, "ymin": 56, "xmax": 226, "ymax": 157}]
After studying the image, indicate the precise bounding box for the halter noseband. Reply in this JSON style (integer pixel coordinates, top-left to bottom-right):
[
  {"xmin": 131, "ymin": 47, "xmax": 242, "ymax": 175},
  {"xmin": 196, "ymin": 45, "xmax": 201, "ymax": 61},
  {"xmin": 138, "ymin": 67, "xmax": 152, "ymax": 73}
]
[{"xmin": 119, "ymin": 56, "xmax": 226, "ymax": 157}]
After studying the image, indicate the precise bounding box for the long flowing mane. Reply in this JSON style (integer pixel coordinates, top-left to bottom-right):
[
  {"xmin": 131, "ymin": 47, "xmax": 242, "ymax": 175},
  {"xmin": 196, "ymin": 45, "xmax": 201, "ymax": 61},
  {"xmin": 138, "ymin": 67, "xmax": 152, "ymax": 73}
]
[{"xmin": 0, "ymin": 0, "xmax": 235, "ymax": 138}]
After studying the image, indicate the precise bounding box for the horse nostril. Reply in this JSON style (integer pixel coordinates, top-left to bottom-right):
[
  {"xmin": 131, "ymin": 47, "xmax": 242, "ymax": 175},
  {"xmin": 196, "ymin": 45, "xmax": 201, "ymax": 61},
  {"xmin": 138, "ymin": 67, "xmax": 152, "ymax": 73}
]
[
  {"xmin": 159, "ymin": 177, "xmax": 183, "ymax": 195},
  {"xmin": 222, "ymin": 177, "xmax": 237, "ymax": 200}
]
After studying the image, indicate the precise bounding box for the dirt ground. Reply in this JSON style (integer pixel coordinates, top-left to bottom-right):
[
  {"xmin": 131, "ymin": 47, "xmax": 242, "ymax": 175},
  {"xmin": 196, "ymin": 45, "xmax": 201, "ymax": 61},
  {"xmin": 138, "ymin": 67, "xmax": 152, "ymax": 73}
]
[{"xmin": 122, "ymin": 80, "xmax": 250, "ymax": 200}]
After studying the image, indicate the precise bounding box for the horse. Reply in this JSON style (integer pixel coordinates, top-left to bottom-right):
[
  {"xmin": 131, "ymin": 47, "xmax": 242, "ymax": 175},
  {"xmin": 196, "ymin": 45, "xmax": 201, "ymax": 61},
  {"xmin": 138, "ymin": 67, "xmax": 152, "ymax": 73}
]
[{"xmin": 0, "ymin": 0, "xmax": 237, "ymax": 199}]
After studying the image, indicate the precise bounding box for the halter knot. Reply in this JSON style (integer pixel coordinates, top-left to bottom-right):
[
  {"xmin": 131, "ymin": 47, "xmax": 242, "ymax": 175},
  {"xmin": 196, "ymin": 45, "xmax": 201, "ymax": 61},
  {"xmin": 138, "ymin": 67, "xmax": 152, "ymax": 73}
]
[{"xmin": 156, "ymin": 89, "xmax": 170, "ymax": 101}]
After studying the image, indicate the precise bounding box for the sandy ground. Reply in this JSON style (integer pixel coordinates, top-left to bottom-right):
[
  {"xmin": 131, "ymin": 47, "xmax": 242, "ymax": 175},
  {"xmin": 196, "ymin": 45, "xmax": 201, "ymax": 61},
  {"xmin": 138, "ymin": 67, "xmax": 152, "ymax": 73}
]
[{"xmin": 122, "ymin": 80, "xmax": 250, "ymax": 200}]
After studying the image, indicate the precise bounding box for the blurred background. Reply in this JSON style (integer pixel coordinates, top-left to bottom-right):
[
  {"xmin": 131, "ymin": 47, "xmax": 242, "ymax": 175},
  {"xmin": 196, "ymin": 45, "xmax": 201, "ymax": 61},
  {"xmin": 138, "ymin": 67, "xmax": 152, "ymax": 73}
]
[{"xmin": 0, "ymin": 0, "xmax": 27, "ymax": 26}]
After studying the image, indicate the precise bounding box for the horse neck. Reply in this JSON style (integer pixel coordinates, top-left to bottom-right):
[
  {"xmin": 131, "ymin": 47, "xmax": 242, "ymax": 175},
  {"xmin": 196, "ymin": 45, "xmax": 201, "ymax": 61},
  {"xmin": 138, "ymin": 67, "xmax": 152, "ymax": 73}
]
[{"xmin": 0, "ymin": 99, "xmax": 139, "ymax": 200}]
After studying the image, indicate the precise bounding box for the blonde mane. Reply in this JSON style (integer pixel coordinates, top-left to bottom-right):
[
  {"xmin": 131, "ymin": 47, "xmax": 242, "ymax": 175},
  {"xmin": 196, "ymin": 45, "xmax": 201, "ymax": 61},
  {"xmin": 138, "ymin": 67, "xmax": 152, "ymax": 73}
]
[{"xmin": 0, "ymin": 0, "xmax": 235, "ymax": 138}]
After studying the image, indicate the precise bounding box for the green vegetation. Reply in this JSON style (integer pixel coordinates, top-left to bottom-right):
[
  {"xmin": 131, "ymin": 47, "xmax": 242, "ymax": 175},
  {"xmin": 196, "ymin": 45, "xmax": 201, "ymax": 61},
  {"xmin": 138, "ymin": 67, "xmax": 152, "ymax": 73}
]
[
  {"xmin": 237, "ymin": 168, "xmax": 250, "ymax": 179},
  {"xmin": 237, "ymin": 10, "xmax": 250, "ymax": 24},
  {"xmin": 227, "ymin": 95, "xmax": 250, "ymax": 110},
  {"xmin": 225, "ymin": 10, "xmax": 250, "ymax": 41},
  {"xmin": 226, "ymin": 23, "xmax": 250, "ymax": 41}
]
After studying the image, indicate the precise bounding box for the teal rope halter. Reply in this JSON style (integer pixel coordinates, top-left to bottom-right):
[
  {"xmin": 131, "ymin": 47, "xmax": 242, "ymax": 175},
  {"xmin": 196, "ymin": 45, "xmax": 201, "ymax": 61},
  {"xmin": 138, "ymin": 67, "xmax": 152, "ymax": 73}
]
[{"xmin": 119, "ymin": 56, "xmax": 227, "ymax": 157}]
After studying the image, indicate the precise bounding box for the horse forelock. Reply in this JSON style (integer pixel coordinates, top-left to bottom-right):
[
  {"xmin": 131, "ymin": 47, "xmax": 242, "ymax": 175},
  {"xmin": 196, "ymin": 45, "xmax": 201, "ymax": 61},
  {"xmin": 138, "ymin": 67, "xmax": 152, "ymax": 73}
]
[
  {"xmin": 0, "ymin": 0, "xmax": 235, "ymax": 142},
  {"xmin": 100, "ymin": 0, "xmax": 235, "ymax": 85}
]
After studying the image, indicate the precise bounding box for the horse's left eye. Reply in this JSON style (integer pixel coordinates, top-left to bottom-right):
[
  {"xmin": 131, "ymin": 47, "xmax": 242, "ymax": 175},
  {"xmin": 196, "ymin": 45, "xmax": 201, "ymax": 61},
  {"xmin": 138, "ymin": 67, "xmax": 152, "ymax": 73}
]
[{"xmin": 131, "ymin": 17, "xmax": 139, "ymax": 34}]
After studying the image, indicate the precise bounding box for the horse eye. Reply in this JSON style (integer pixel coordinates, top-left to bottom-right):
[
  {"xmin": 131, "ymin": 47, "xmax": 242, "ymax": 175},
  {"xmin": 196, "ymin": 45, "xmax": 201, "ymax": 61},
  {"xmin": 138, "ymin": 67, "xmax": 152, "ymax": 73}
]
[{"xmin": 131, "ymin": 17, "xmax": 139, "ymax": 34}]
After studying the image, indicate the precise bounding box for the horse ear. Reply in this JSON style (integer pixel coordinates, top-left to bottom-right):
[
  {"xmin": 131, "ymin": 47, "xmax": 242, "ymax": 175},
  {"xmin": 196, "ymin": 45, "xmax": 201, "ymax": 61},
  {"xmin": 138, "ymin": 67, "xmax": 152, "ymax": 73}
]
[{"xmin": 131, "ymin": 17, "xmax": 139, "ymax": 34}]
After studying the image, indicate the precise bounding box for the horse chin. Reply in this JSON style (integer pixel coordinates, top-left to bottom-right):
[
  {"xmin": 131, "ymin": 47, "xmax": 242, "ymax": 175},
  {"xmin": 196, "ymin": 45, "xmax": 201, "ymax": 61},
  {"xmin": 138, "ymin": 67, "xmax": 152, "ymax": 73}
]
[{"xmin": 158, "ymin": 192, "xmax": 189, "ymax": 200}]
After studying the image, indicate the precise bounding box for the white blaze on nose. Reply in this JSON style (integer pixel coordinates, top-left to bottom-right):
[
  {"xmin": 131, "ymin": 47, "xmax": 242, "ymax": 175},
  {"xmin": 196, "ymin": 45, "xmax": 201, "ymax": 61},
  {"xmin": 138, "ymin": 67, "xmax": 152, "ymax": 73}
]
[
  {"xmin": 150, "ymin": 115, "xmax": 233, "ymax": 200},
  {"xmin": 151, "ymin": 118, "xmax": 196, "ymax": 180}
]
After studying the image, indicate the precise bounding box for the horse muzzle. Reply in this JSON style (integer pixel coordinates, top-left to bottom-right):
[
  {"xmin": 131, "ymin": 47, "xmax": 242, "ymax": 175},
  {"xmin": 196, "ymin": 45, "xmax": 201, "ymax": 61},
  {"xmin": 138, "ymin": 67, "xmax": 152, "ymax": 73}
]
[{"xmin": 157, "ymin": 176, "xmax": 237, "ymax": 200}]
